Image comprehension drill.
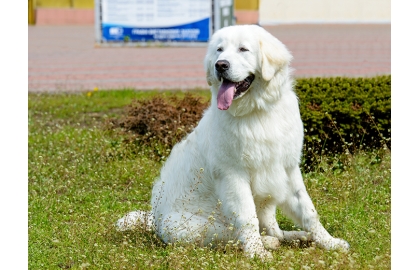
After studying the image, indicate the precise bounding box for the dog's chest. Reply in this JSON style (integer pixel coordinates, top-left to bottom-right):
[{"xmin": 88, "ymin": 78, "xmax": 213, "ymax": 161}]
[
  {"xmin": 241, "ymin": 137, "xmax": 295, "ymax": 170},
  {"xmin": 204, "ymin": 104, "xmax": 303, "ymax": 173},
  {"xmin": 235, "ymin": 118, "xmax": 302, "ymax": 170}
]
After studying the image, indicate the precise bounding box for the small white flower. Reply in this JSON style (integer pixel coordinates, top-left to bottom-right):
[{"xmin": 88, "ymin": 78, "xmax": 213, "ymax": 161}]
[{"xmin": 80, "ymin": 262, "xmax": 90, "ymax": 268}]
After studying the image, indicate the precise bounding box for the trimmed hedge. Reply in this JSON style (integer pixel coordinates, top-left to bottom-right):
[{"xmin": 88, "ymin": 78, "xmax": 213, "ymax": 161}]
[
  {"xmin": 296, "ymin": 76, "xmax": 390, "ymax": 170},
  {"xmin": 113, "ymin": 76, "xmax": 391, "ymax": 170}
]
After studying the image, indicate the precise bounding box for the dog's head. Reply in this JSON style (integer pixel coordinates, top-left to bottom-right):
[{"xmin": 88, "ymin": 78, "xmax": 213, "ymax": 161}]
[{"xmin": 204, "ymin": 25, "xmax": 293, "ymax": 116}]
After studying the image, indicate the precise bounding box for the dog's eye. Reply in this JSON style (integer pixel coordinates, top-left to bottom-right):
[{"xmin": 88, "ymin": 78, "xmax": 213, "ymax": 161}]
[
  {"xmin": 217, "ymin": 47, "xmax": 223, "ymax": 52},
  {"xmin": 239, "ymin": 47, "xmax": 249, "ymax": 52}
]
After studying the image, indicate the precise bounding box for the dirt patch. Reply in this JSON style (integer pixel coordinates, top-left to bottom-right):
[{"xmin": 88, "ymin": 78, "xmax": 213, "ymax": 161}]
[{"xmin": 110, "ymin": 93, "xmax": 210, "ymax": 155}]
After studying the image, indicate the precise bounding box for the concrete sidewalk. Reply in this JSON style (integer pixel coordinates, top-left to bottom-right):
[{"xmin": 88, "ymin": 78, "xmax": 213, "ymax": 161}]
[{"xmin": 28, "ymin": 24, "xmax": 390, "ymax": 92}]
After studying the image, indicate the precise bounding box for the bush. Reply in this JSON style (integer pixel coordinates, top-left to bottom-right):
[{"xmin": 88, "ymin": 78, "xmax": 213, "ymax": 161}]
[
  {"xmin": 113, "ymin": 76, "xmax": 391, "ymax": 169},
  {"xmin": 296, "ymin": 76, "xmax": 390, "ymax": 171}
]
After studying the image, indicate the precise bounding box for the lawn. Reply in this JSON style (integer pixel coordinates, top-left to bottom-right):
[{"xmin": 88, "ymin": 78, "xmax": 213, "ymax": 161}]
[{"xmin": 28, "ymin": 90, "xmax": 390, "ymax": 269}]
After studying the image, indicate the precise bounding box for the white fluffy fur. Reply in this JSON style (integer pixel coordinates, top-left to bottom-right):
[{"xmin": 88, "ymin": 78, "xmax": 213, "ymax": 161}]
[{"xmin": 116, "ymin": 25, "xmax": 349, "ymax": 259}]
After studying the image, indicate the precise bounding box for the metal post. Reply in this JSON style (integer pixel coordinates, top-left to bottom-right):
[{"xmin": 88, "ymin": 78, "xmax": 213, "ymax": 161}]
[{"xmin": 94, "ymin": 0, "xmax": 102, "ymax": 45}]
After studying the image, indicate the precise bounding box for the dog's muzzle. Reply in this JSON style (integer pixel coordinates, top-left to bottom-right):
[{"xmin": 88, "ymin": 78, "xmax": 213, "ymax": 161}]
[{"xmin": 215, "ymin": 60, "xmax": 255, "ymax": 110}]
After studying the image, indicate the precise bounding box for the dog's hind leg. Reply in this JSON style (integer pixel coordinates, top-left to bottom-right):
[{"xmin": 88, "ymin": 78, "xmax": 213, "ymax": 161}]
[{"xmin": 155, "ymin": 212, "xmax": 234, "ymax": 247}]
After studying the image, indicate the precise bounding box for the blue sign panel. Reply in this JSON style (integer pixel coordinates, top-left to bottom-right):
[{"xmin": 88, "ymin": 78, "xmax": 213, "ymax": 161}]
[{"xmin": 102, "ymin": 18, "xmax": 210, "ymax": 42}]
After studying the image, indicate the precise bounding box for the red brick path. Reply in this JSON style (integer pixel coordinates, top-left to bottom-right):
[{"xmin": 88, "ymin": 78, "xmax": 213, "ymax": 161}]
[{"xmin": 28, "ymin": 24, "xmax": 390, "ymax": 92}]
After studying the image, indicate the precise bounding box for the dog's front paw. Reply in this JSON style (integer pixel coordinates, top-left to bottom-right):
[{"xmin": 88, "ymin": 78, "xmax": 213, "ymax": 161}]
[
  {"xmin": 333, "ymin": 238, "xmax": 350, "ymax": 251},
  {"xmin": 243, "ymin": 241, "xmax": 273, "ymax": 260},
  {"xmin": 261, "ymin": 235, "xmax": 280, "ymax": 250},
  {"xmin": 249, "ymin": 248, "xmax": 273, "ymax": 261},
  {"xmin": 316, "ymin": 237, "xmax": 350, "ymax": 251}
]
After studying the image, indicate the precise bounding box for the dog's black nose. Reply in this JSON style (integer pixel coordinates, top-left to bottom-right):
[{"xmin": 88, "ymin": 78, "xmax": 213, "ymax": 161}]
[{"xmin": 215, "ymin": 60, "xmax": 230, "ymax": 72}]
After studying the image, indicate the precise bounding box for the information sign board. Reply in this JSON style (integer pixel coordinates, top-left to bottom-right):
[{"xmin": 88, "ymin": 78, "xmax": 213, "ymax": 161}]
[{"xmin": 97, "ymin": 0, "xmax": 214, "ymax": 43}]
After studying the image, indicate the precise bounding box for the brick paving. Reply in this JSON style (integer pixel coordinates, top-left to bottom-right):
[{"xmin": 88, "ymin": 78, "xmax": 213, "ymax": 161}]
[{"xmin": 28, "ymin": 24, "xmax": 390, "ymax": 92}]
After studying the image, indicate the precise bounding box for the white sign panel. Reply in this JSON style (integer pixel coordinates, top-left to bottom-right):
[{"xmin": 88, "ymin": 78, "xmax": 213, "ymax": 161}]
[{"xmin": 100, "ymin": 0, "xmax": 211, "ymax": 42}]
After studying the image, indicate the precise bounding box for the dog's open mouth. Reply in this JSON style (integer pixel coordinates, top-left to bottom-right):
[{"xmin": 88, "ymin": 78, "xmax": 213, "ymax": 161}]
[{"xmin": 217, "ymin": 74, "xmax": 255, "ymax": 110}]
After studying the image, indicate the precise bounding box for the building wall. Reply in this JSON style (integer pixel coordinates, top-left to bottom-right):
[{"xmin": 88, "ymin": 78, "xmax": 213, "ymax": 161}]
[
  {"xmin": 30, "ymin": 0, "xmax": 391, "ymax": 25},
  {"xmin": 234, "ymin": 0, "xmax": 259, "ymax": 24},
  {"xmin": 35, "ymin": 0, "xmax": 94, "ymax": 8},
  {"xmin": 235, "ymin": 0, "xmax": 259, "ymax": 10},
  {"xmin": 30, "ymin": 0, "xmax": 94, "ymax": 25},
  {"xmin": 259, "ymin": 0, "xmax": 391, "ymax": 24}
]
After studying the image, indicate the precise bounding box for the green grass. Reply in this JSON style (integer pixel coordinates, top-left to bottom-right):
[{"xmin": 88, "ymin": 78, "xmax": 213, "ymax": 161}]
[{"xmin": 28, "ymin": 90, "xmax": 390, "ymax": 269}]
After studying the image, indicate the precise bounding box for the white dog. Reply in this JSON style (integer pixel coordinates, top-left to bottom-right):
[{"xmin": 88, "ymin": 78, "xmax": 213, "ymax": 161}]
[{"xmin": 117, "ymin": 25, "xmax": 349, "ymax": 259}]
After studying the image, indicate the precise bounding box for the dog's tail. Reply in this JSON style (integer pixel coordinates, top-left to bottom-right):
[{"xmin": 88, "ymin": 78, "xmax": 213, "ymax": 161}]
[{"xmin": 115, "ymin": 210, "xmax": 154, "ymax": 232}]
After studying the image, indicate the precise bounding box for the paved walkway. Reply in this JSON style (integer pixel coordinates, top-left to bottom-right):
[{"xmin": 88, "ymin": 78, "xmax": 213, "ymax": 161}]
[{"xmin": 28, "ymin": 24, "xmax": 390, "ymax": 92}]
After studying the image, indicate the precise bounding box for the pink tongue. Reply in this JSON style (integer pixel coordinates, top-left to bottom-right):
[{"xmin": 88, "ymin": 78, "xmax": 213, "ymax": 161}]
[{"xmin": 217, "ymin": 80, "xmax": 236, "ymax": 110}]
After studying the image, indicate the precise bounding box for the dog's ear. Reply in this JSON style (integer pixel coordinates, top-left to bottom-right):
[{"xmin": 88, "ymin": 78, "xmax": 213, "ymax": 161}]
[{"xmin": 259, "ymin": 31, "xmax": 293, "ymax": 81}]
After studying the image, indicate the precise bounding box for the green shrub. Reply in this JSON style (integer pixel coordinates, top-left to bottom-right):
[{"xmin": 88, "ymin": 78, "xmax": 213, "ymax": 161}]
[{"xmin": 296, "ymin": 76, "xmax": 390, "ymax": 171}]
